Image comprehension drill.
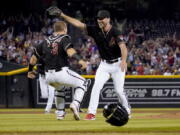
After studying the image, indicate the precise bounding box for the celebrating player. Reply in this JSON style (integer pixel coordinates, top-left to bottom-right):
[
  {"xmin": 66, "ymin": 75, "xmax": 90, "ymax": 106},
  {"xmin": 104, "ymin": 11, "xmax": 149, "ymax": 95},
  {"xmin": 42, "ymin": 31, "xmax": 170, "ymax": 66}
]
[
  {"xmin": 46, "ymin": 7, "xmax": 131, "ymax": 120},
  {"xmin": 27, "ymin": 21, "xmax": 90, "ymax": 120}
]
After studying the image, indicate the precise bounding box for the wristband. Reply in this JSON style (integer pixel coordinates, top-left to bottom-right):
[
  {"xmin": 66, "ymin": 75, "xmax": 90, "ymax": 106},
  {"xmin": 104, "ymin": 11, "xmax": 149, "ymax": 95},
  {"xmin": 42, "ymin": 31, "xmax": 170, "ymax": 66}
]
[{"xmin": 29, "ymin": 64, "xmax": 34, "ymax": 71}]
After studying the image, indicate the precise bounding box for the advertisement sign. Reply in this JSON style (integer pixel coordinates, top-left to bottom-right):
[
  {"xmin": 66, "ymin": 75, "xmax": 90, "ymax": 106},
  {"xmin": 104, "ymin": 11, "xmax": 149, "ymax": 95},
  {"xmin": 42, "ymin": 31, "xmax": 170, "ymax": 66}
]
[{"xmin": 36, "ymin": 79, "xmax": 180, "ymax": 107}]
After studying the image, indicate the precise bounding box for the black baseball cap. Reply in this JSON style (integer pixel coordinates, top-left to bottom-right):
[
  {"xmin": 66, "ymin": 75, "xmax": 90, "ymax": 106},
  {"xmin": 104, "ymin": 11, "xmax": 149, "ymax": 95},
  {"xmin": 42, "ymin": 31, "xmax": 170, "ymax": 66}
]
[{"xmin": 96, "ymin": 10, "xmax": 110, "ymax": 20}]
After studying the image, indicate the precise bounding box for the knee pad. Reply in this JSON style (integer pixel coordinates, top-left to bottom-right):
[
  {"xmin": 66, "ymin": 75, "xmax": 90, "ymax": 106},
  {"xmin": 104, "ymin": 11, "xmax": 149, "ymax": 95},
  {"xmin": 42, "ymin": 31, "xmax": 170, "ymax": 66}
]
[{"xmin": 55, "ymin": 90, "xmax": 65, "ymax": 111}]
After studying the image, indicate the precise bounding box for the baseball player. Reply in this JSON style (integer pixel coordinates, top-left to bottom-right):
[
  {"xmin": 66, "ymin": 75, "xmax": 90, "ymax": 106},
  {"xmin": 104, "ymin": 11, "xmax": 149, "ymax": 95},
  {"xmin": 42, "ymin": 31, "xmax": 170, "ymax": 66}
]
[
  {"xmin": 27, "ymin": 21, "xmax": 90, "ymax": 120},
  {"xmin": 46, "ymin": 7, "xmax": 131, "ymax": 120},
  {"xmin": 30, "ymin": 47, "xmax": 66, "ymax": 114},
  {"xmin": 37, "ymin": 58, "xmax": 55, "ymax": 114}
]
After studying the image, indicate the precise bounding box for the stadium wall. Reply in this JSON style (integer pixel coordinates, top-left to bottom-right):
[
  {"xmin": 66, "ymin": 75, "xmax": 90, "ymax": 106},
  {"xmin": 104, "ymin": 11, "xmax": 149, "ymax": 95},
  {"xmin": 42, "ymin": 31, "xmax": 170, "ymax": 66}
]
[{"xmin": 0, "ymin": 68, "xmax": 180, "ymax": 108}]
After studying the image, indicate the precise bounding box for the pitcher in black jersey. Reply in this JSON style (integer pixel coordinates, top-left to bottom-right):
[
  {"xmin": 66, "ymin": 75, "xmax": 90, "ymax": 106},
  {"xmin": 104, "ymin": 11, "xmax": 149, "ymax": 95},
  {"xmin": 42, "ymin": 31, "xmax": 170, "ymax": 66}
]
[
  {"xmin": 48, "ymin": 8, "xmax": 131, "ymax": 120},
  {"xmin": 27, "ymin": 21, "xmax": 90, "ymax": 120}
]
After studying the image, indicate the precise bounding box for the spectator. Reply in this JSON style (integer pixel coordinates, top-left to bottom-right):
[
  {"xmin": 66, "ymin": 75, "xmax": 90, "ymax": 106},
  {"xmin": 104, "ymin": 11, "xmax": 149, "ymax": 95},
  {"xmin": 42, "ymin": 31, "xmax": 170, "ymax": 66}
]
[{"xmin": 0, "ymin": 13, "xmax": 179, "ymax": 75}]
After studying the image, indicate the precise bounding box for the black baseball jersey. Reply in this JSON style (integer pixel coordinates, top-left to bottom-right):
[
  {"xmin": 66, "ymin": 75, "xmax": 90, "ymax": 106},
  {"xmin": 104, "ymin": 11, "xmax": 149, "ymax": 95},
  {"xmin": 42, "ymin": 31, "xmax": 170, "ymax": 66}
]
[
  {"xmin": 33, "ymin": 34, "xmax": 73, "ymax": 71},
  {"xmin": 86, "ymin": 25, "xmax": 125, "ymax": 60}
]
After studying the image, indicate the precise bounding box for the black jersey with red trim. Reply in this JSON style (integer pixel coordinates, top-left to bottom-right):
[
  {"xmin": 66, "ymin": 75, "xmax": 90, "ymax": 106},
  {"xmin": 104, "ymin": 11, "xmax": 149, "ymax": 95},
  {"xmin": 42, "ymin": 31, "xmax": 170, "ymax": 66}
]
[
  {"xmin": 86, "ymin": 25, "xmax": 125, "ymax": 60},
  {"xmin": 33, "ymin": 34, "xmax": 73, "ymax": 71}
]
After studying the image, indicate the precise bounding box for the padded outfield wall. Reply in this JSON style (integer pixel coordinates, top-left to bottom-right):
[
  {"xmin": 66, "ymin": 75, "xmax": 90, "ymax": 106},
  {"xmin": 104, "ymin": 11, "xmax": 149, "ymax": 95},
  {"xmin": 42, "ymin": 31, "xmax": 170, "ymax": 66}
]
[{"xmin": 0, "ymin": 67, "xmax": 180, "ymax": 108}]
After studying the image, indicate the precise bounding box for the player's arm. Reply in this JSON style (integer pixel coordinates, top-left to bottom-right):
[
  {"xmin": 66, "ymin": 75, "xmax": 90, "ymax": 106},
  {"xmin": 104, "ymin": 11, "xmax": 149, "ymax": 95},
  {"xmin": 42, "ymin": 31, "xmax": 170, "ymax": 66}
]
[
  {"xmin": 66, "ymin": 48, "xmax": 87, "ymax": 69},
  {"xmin": 27, "ymin": 41, "xmax": 43, "ymax": 79},
  {"xmin": 62, "ymin": 36, "xmax": 87, "ymax": 69},
  {"xmin": 119, "ymin": 42, "xmax": 128, "ymax": 72},
  {"xmin": 46, "ymin": 6, "xmax": 87, "ymax": 31},
  {"xmin": 61, "ymin": 13, "xmax": 86, "ymax": 31},
  {"xmin": 27, "ymin": 55, "xmax": 38, "ymax": 79},
  {"xmin": 115, "ymin": 29, "xmax": 128, "ymax": 72}
]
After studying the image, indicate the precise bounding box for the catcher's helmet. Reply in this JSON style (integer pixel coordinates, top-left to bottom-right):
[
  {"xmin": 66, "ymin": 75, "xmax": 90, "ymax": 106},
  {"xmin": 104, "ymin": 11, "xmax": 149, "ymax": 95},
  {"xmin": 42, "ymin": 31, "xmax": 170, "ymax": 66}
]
[{"xmin": 103, "ymin": 103, "xmax": 129, "ymax": 126}]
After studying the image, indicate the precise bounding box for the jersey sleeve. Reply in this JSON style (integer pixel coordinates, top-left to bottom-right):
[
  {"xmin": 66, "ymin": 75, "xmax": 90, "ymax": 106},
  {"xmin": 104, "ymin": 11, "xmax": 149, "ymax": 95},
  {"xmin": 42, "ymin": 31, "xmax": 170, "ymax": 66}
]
[
  {"xmin": 61, "ymin": 36, "xmax": 73, "ymax": 51},
  {"xmin": 33, "ymin": 41, "xmax": 44, "ymax": 58},
  {"xmin": 114, "ymin": 29, "xmax": 126, "ymax": 44}
]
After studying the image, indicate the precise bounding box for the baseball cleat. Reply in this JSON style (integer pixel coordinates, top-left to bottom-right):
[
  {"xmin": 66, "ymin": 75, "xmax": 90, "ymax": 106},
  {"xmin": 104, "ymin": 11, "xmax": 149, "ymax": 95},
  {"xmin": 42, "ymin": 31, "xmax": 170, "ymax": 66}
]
[
  {"xmin": 56, "ymin": 114, "xmax": 65, "ymax": 120},
  {"xmin": 55, "ymin": 110, "xmax": 66, "ymax": 120},
  {"xmin": 85, "ymin": 113, "xmax": 96, "ymax": 120},
  {"xmin": 70, "ymin": 102, "xmax": 80, "ymax": 120}
]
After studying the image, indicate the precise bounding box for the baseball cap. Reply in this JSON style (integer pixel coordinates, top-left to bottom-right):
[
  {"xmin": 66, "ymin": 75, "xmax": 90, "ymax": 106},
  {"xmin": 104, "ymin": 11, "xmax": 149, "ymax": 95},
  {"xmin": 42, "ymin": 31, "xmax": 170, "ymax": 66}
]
[{"xmin": 96, "ymin": 10, "xmax": 110, "ymax": 20}]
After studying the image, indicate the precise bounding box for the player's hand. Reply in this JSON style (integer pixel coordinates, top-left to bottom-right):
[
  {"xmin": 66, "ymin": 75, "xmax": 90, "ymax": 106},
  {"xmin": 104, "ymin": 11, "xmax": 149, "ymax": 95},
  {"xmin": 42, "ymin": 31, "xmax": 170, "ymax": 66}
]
[
  {"xmin": 27, "ymin": 71, "xmax": 37, "ymax": 79},
  {"xmin": 79, "ymin": 60, "xmax": 87, "ymax": 70},
  {"xmin": 120, "ymin": 60, "xmax": 127, "ymax": 72},
  {"xmin": 46, "ymin": 6, "xmax": 62, "ymax": 16}
]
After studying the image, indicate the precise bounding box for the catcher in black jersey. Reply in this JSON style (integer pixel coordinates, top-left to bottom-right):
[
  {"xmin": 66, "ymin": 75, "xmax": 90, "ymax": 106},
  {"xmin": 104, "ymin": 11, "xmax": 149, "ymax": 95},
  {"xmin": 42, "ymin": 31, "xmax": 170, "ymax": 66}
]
[
  {"xmin": 27, "ymin": 21, "xmax": 90, "ymax": 120},
  {"xmin": 46, "ymin": 7, "xmax": 131, "ymax": 121}
]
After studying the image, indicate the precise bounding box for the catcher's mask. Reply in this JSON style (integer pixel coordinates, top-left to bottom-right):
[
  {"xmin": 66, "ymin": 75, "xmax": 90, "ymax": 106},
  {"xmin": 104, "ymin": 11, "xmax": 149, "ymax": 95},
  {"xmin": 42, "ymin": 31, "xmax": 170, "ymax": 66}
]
[{"xmin": 103, "ymin": 103, "xmax": 129, "ymax": 126}]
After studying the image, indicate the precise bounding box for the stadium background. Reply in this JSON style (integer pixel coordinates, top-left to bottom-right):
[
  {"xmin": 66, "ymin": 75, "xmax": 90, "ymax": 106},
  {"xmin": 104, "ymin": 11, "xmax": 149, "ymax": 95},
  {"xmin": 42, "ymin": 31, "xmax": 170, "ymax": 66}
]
[
  {"xmin": 0, "ymin": 1, "xmax": 180, "ymax": 135},
  {"xmin": 0, "ymin": 0, "xmax": 180, "ymax": 108}
]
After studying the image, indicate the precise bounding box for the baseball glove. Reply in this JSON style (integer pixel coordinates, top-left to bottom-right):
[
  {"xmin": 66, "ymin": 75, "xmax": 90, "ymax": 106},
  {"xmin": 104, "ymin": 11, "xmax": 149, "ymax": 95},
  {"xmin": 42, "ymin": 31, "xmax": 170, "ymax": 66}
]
[{"xmin": 46, "ymin": 6, "xmax": 62, "ymax": 16}]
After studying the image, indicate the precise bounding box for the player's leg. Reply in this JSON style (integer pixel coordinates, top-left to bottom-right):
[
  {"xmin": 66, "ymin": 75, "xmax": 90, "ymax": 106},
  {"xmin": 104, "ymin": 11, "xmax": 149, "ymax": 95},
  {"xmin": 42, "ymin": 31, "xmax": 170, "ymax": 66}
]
[
  {"xmin": 39, "ymin": 74, "xmax": 48, "ymax": 98},
  {"xmin": 85, "ymin": 62, "xmax": 110, "ymax": 120},
  {"xmin": 111, "ymin": 68, "xmax": 131, "ymax": 115},
  {"xmin": 54, "ymin": 86, "xmax": 66, "ymax": 120},
  {"xmin": 61, "ymin": 68, "xmax": 91, "ymax": 120},
  {"xmin": 44, "ymin": 71, "xmax": 66, "ymax": 119},
  {"xmin": 45, "ymin": 85, "xmax": 55, "ymax": 113},
  {"xmin": 49, "ymin": 68, "xmax": 89, "ymax": 120}
]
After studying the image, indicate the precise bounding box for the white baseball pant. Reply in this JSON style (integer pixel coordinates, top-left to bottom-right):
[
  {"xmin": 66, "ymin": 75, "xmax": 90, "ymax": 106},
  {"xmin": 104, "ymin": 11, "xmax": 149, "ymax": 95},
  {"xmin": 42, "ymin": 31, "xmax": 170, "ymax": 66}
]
[
  {"xmin": 87, "ymin": 59, "xmax": 131, "ymax": 115},
  {"xmin": 39, "ymin": 74, "xmax": 55, "ymax": 112},
  {"xmin": 45, "ymin": 67, "xmax": 87, "ymax": 107}
]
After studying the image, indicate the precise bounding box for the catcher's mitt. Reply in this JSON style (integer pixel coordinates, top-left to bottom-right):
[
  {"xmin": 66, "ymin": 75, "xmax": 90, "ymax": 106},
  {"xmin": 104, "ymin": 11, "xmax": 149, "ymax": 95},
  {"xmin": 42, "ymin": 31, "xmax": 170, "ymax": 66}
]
[{"xmin": 46, "ymin": 6, "xmax": 62, "ymax": 16}]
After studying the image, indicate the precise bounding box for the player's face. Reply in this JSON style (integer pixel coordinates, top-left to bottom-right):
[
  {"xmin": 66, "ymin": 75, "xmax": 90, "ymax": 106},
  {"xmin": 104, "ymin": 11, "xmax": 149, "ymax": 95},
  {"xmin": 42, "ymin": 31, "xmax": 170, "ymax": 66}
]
[{"xmin": 97, "ymin": 18, "xmax": 110, "ymax": 29}]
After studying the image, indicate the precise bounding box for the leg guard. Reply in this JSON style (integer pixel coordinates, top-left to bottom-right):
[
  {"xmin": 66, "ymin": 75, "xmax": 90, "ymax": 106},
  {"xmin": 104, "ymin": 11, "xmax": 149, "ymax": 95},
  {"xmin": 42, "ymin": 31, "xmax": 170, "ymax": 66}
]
[{"xmin": 55, "ymin": 86, "xmax": 66, "ymax": 111}]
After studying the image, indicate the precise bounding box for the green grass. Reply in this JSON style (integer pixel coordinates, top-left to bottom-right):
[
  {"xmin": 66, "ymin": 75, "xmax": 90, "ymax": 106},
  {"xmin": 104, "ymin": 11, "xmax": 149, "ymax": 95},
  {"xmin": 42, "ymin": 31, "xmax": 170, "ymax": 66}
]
[{"xmin": 0, "ymin": 108, "xmax": 180, "ymax": 135}]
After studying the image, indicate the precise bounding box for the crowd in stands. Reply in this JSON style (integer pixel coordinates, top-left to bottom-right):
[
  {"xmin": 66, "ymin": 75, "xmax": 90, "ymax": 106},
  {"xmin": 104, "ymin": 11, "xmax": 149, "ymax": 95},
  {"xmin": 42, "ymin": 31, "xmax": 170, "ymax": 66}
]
[{"xmin": 0, "ymin": 13, "xmax": 180, "ymax": 75}]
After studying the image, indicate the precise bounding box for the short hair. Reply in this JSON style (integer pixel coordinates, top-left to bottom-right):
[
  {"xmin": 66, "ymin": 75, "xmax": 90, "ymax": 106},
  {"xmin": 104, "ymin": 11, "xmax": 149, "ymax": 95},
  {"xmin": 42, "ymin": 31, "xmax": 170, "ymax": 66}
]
[{"xmin": 53, "ymin": 21, "xmax": 67, "ymax": 32}]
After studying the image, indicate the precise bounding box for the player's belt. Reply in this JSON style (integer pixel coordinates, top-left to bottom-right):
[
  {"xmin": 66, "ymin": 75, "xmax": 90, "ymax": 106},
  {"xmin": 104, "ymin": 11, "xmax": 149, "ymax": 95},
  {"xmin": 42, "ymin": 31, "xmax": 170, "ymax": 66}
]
[
  {"xmin": 46, "ymin": 68, "xmax": 62, "ymax": 72},
  {"xmin": 102, "ymin": 58, "xmax": 120, "ymax": 64}
]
